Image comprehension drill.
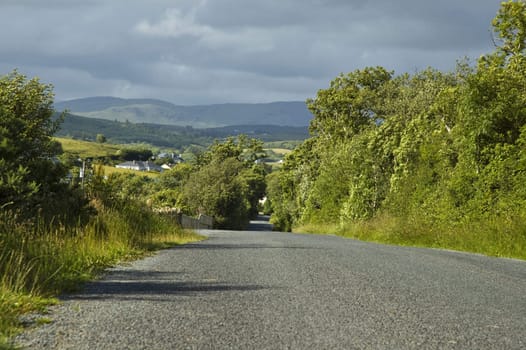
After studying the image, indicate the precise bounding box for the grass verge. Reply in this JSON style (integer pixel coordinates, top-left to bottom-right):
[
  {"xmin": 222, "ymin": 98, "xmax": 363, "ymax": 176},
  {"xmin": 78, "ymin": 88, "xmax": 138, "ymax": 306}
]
[
  {"xmin": 294, "ymin": 213, "xmax": 526, "ymax": 260},
  {"xmin": 0, "ymin": 206, "xmax": 203, "ymax": 348}
]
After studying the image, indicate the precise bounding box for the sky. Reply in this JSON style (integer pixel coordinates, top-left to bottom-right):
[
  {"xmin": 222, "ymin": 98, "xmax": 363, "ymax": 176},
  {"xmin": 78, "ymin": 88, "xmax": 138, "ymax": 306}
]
[{"xmin": 0, "ymin": 0, "xmax": 503, "ymax": 105}]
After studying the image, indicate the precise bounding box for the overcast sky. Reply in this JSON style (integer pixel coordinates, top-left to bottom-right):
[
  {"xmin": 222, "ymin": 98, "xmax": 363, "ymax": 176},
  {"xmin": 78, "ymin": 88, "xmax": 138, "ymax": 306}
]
[{"xmin": 0, "ymin": 0, "xmax": 503, "ymax": 105}]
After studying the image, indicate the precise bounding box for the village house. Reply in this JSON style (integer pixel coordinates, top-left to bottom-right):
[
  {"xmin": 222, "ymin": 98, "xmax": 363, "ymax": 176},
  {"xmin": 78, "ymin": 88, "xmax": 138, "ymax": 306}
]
[{"xmin": 115, "ymin": 160, "xmax": 163, "ymax": 172}]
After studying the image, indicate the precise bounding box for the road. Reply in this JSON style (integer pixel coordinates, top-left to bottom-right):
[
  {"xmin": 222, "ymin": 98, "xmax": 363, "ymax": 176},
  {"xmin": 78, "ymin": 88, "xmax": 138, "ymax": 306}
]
[{"xmin": 16, "ymin": 217, "xmax": 526, "ymax": 349}]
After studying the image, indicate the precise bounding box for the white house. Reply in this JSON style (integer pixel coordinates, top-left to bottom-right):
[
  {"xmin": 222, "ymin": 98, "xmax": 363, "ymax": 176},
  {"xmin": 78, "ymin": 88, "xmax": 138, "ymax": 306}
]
[{"xmin": 116, "ymin": 160, "xmax": 163, "ymax": 172}]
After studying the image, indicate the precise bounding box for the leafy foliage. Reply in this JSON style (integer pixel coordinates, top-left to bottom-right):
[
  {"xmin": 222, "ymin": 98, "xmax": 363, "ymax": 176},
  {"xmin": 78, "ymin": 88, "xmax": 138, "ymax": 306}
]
[
  {"xmin": 170, "ymin": 136, "xmax": 267, "ymax": 229},
  {"xmin": 116, "ymin": 147, "xmax": 153, "ymax": 161},
  {"xmin": 0, "ymin": 73, "xmax": 203, "ymax": 346},
  {"xmin": 267, "ymin": 1, "xmax": 526, "ymax": 259},
  {"xmin": 0, "ymin": 71, "xmax": 86, "ymax": 220}
]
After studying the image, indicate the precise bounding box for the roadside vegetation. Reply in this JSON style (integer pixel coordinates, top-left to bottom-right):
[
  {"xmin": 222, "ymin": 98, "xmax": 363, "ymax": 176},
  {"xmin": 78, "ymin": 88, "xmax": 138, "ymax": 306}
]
[
  {"xmin": 266, "ymin": 1, "xmax": 526, "ymax": 260},
  {"xmin": 2, "ymin": 2, "xmax": 525, "ymax": 347},
  {"xmin": 0, "ymin": 72, "xmax": 201, "ymax": 347},
  {"xmin": 152, "ymin": 136, "xmax": 268, "ymax": 229},
  {"xmin": 55, "ymin": 126, "xmax": 267, "ymax": 231},
  {"xmin": 0, "ymin": 70, "xmax": 270, "ymax": 346}
]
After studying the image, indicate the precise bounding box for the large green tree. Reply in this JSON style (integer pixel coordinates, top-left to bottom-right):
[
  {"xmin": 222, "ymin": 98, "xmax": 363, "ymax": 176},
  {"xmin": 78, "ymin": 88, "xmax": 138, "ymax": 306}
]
[
  {"xmin": 150, "ymin": 136, "xmax": 267, "ymax": 229},
  {"xmin": 0, "ymin": 71, "xmax": 72, "ymax": 217},
  {"xmin": 267, "ymin": 0, "xmax": 526, "ymax": 238},
  {"xmin": 307, "ymin": 66, "xmax": 393, "ymax": 143},
  {"xmin": 447, "ymin": 0, "xmax": 526, "ymax": 217},
  {"xmin": 181, "ymin": 157, "xmax": 250, "ymax": 229}
]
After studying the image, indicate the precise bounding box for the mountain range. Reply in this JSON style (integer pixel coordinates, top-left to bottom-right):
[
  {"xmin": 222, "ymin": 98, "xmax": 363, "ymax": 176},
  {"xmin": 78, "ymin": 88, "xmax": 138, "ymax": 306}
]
[{"xmin": 54, "ymin": 97, "xmax": 313, "ymax": 128}]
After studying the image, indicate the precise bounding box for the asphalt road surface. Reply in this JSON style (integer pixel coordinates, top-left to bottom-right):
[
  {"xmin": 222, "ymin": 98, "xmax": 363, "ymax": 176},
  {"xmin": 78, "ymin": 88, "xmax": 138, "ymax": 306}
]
[{"xmin": 16, "ymin": 217, "xmax": 526, "ymax": 349}]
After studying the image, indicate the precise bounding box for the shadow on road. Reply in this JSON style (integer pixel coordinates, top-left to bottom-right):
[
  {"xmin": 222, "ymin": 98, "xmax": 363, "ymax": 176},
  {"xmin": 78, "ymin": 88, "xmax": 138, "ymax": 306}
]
[
  {"xmin": 174, "ymin": 243, "xmax": 319, "ymax": 250},
  {"xmin": 61, "ymin": 270, "xmax": 268, "ymax": 301},
  {"xmin": 58, "ymin": 217, "xmax": 281, "ymax": 304}
]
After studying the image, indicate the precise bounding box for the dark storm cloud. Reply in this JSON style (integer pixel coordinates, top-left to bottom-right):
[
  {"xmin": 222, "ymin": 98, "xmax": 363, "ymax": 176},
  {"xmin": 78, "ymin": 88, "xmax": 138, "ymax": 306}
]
[{"xmin": 0, "ymin": 0, "xmax": 502, "ymax": 104}]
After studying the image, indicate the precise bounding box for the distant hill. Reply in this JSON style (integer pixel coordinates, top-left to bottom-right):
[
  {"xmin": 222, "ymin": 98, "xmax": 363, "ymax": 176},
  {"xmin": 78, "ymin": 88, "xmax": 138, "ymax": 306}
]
[
  {"xmin": 201, "ymin": 124, "xmax": 309, "ymax": 142},
  {"xmin": 54, "ymin": 97, "xmax": 313, "ymax": 128},
  {"xmin": 55, "ymin": 113, "xmax": 309, "ymax": 148}
]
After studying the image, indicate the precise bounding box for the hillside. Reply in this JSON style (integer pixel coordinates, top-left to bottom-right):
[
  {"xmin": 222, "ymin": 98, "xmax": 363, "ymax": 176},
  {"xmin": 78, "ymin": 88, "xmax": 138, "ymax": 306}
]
[
  {"xmin": 54, "ymin": 137, "xmax": 121, "ymax": 159},
  {"xmin": 54, "ymin": 97, "xmax": 313, "ymax": 128},
  {"xmin": 56, "ymin": 113, "xmax": 210, "ymax": 148},
  {"xmin": 55, "ymin": 113, "xmax": 309, "ymax": 148}
]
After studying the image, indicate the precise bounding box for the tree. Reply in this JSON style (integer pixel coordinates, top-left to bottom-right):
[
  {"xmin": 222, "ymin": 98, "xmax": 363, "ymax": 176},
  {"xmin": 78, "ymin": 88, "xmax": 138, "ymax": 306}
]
[
  {"xmin": 169, "ymin": 136, "xmax": 267, "ymax": 229},
  {"xmin": 269, "ymin": 67, "xmax": 460, "ymax": 228},
  {"xmin": 181, "ymin": 157, "xmax": 250, "ymax": 229},
  {"xmin": 266, "ymin": 138, "xmax": 320, "ymax": 231},
  {"xmin": 194, "ymin": 135, "xmax": 266, "ymax": 167},
  {"xmin": 307, "ymin": 66, "xmax": 393, "ymax": 143},
  {"xmin": 444, "ymin": 0, "xmax": 526, "ymax": 216},
  {"xmin": 239, "ymin": 165, "xmax": 267, "ymax": 218},
  {"xmin": 0, "ymin": 70, "xmax": 70, "ymax": 216},
  {"xmin": 266, "ymin": 171, "xmax": 296, "ymax": 231},
  {"xmin": 117, "ymin": 147, "xmax": 153, "ymax": 161},
  {"xmin": 96, "ymin": 133, "xmax": 107, "ymax": 143},
  {"xmin": 492, "ymin": 0, "xmax": 526, "ymax": 57}
]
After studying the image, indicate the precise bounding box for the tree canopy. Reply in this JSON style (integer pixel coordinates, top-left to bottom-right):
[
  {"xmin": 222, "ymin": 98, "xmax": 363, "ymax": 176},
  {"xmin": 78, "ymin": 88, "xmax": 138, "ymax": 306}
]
[
  {"xmin": 266, "ymin": 1, "xmax": 526, "ymax": 259},
  {"xmin": 0, "ymin": 71, "xmax": 74, "ymax": 217}
]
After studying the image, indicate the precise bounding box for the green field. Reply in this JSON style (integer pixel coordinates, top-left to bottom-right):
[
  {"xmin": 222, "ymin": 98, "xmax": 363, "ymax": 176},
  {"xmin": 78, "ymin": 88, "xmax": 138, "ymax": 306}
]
[
  {"xmin": 55, "ymin": 137, "xmax": 121, "ymax": 159},
  {"xmin": 267, "ymin": 148, "xmax": 292, "ymax": 155},
  {"xmin": 102, "ymin": 165, "xmax": 160, "ymax": 178}
]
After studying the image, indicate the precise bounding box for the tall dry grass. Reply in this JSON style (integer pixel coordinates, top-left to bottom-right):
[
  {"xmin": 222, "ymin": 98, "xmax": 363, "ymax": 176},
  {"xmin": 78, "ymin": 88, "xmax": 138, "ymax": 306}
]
[
  {"xmin": 295, "ymin": 212, "xmax": 526, "ymax": 260},
  {"xmin": 0, "ymin": 204, "xmax": 201, "ymax": 346}
]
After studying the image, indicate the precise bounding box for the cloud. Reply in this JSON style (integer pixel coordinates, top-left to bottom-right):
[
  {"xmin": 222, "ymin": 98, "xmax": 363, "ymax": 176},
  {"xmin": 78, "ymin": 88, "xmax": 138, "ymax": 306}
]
[
  {"xmin": 0, "ymin": 0, "xmax": 502, "ymax": 105},
  {"xmin": 136, "ymin": 7, "xmax": 208, "ymax": 39},
  {"xmin": 135, "ymin": 6, "xmax": 276, "ymax": 54}
]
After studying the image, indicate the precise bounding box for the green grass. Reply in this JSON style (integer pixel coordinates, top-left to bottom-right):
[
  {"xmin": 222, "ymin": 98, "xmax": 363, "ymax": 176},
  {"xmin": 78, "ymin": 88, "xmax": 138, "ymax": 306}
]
[
  {"xmin": 101, "ymin": 165, "xmax": 160, "ymax": 178},
  {"xmin": 294, "ymin": 213, "xmax": 526, "ymax": 260},
  {"xmin": 54, "ymin": 137, "xmax": 121, "ymax": 159},
  {"xmin": 263, "ymin": 140, "xmax": 303, "ymax": 150},
  {"xmin": 0, "ymin": 291, "xmax": 54, "ymax": 348},
  {"xmin": 0, "ymin": 206, "xmax": 203, "ymax": 347},
  {"xmin": 265, "ymin": 148, "xmax": 292, "ymax": 155}
]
